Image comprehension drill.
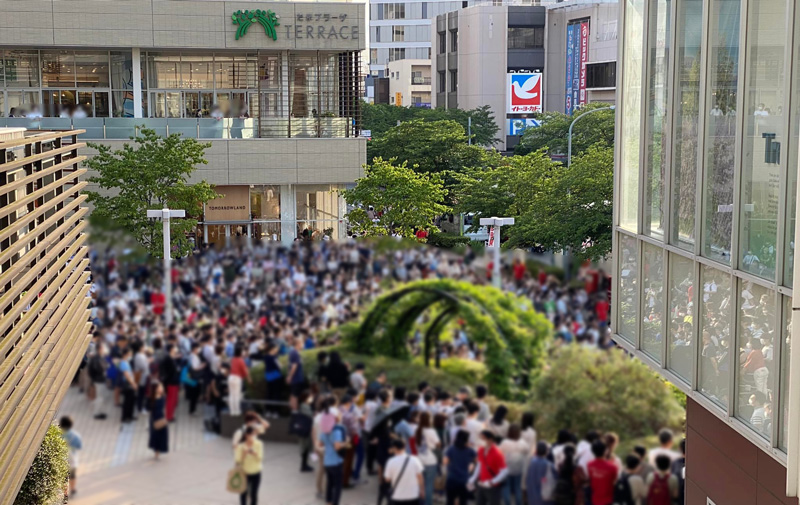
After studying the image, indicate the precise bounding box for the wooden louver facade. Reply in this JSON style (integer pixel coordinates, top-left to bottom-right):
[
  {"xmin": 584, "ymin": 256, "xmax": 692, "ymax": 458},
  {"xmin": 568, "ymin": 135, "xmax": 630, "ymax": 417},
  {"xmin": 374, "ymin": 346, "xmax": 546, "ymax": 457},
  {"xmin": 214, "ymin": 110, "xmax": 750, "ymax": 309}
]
[{"xmin": 0, "ymin": 129, "xmax": 91, "ymax": 503}]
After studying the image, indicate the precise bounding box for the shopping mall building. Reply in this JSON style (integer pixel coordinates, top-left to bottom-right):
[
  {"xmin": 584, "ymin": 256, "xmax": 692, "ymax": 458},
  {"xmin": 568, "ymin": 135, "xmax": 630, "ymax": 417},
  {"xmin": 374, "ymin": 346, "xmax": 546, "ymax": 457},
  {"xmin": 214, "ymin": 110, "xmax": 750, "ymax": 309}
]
[
  {"xmin": 612, "ymin": 0, "xmax": 800, "ymax": 503},
  {"xmin": 0, "ymin": 0, "xmax": 366, "ymax": 244}
]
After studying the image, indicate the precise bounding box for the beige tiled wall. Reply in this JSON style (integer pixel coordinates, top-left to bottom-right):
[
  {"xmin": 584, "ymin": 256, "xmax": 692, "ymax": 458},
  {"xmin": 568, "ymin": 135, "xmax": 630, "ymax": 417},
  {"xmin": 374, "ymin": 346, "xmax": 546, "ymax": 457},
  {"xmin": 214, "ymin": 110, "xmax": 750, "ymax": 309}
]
[
  {"xmin": 0, "ymin": 0, "xmax": 365, "ymax": 51},
  {"xmin": 84, "ymin": 137, "xmax": 365, "ymax": 188}
]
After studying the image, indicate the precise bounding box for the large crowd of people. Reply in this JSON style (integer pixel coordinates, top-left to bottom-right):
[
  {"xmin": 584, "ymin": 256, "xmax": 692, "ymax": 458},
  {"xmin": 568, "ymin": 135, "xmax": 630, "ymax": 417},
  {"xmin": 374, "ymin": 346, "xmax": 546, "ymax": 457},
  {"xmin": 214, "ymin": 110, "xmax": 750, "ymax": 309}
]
[
  {"xmin": 287, "ymin": 370, "xmax": 687, "ymax": 505},
  {"xmin": 67, "ymin": 239, "xmax": 672, "ymax": 504}
]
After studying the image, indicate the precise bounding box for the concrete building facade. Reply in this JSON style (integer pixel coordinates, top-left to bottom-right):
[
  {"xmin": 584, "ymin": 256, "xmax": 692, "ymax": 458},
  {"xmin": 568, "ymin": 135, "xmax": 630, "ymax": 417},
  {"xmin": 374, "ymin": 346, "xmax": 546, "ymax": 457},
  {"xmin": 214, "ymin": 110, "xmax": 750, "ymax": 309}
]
[
  {"xmin": 0, "ymin": 128, "xmax": 91, "ymax": 503},
  {"xmin": 0, "ymin": 0, "xmax": 367, "ymax": 244},
  {"xmin": 543, "ymin": 0, "xmax": 617, "ymax": 112},
  {"xmin": 387, "ymin": 58, "xmax": 432, "ymax": 107},
  {"xmin": 432, "ymin": 4, "xmax": 546, "ymax": 151}
]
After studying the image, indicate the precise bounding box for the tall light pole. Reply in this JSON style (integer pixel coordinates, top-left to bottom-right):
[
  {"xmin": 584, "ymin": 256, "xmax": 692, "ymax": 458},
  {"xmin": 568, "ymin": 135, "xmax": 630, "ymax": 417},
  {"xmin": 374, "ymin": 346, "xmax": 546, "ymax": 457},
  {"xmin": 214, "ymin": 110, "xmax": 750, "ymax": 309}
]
[
  {"xmin": 567, "ymin": 105, "xmax": 615, "ymax": 167},
  {"xmin": 480, "ymin": 217, "xmax": 515, "ymax": 289},
  {"xmin": 147, "ymin": 207, "xmax": 185, "ymax": 326}
]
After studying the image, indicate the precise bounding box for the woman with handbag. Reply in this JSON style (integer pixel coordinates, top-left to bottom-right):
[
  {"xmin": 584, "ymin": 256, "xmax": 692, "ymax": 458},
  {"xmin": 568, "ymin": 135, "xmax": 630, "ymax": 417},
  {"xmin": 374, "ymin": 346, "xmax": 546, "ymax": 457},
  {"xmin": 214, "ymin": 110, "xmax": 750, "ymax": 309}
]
[
  {"xmin": 148, "ymin": 382, "xmax": 169, "ymax": 460},
  {"xmin": 234, "ymin": 426, "xmax": 264, "ymax": 505}
]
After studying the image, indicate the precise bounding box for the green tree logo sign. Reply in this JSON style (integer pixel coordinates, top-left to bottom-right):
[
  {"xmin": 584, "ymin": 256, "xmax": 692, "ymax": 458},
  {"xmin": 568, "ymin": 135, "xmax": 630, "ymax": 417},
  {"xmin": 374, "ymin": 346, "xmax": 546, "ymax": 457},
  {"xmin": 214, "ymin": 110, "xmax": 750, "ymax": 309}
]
[{"xmin": 232, "ymin": 9, "xmax": 280, "ymax": 41}]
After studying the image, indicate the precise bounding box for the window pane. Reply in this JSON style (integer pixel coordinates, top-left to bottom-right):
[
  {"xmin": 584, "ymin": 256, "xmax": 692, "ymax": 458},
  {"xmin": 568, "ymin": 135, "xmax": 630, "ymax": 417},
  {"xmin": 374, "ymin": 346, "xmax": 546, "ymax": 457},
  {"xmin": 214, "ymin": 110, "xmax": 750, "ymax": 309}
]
[
  {"xmin": 786, "ymin": 13, "xmax": 800, "ymax": 287},
  {"xmin": 670, "ymin": 0, "xmax": 703, "ymax": 250},
  {"xmin": 617, "ymin": 234, "xmax": 639, "ymax": 342},
  {"xmin": 702, "ymin": 0, "xmax": 739, "ymax": 263},
  {"xmin": 149, "ymin": 54, "xmax": 181, "ymax": 88},
  {"xmin": 642, "ymin": 0, "xmax": 670, "ymax": 239},
  {"xmin": 507, "ymin": 27, "xmax": 544, "ymax": 49},
  {"xmin": 75, "ymin": 51, "xmax": 110, "ymax": 88},
  {"xmin": 736, "ymin": 281, "xmax": 775, "ymax": 440},
  {"xmin": 699, "ymin": 265, "xmax": 732, "ymax": 408},
  {"xmin": 779, "ymin": 295, "xmax": 791, "ymax": 450},
  {"xmin": 667, "ymin": 254, "xmax": 694, "ymax": 384},
  {"xmin": 738, "ymin": 0, "xmax": 788, "ymax": 281},
  {"xmin": 5, "ymin": 50, "xmax": 40, "ymax": 88},
  {"xmin": 642, "ymin": 243, "xmax": 665, "ymax": 362},
  {"xmin": 296, "ymin": 185, "xmax": 341, "ymax": 221},
  {"xmin": 619, "ymin": 0, "xmax": 645, "ymax": 231},
  {"xmin": 42, "ymin": 50, "xmax": 75, "ymax": 87},
  {"xmin": 250, "ymin": 185, "xmax": 281, "ymax": 220},
  {"xmin": 179, "ymin": 55, "xmax": 213, "ymax": 90}
]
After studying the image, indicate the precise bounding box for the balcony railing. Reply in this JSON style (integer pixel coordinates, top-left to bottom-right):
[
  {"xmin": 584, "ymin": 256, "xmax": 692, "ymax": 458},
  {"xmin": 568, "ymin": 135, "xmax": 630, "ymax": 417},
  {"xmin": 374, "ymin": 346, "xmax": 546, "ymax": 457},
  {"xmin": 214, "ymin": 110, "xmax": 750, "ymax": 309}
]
[
  {"xmin": 411, "ymin": 77, "xmax": 432, "ymax": 85},
  {"xmin": 0, "ymin": 117, "xmax": 359, "ymax": 140}
]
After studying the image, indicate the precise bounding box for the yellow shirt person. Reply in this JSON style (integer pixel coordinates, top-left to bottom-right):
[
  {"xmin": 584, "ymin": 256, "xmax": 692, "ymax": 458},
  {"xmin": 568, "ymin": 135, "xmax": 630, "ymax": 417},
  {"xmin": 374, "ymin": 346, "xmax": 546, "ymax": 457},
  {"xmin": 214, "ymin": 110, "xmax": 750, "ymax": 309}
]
[{"xmin": 235, "ymin": 439, "xmax": 263, "ymax": 475}]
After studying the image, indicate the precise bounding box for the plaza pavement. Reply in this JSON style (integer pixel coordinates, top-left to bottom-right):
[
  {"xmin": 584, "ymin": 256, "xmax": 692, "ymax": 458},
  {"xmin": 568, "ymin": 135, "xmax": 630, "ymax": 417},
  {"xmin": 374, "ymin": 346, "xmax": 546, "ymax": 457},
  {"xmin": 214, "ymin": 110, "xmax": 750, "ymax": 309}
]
[{"xmin": 58, "ymin": 387, "xmax": 379, "ymax": 505}]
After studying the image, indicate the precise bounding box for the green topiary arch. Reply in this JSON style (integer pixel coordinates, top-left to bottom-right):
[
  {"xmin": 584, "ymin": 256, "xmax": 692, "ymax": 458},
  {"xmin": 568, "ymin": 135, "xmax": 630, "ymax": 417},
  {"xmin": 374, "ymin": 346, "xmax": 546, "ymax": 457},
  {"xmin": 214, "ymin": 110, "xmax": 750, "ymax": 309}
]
[{"xmin": 341, "ymin": 279, "xmax": 551, "ymax": 399}]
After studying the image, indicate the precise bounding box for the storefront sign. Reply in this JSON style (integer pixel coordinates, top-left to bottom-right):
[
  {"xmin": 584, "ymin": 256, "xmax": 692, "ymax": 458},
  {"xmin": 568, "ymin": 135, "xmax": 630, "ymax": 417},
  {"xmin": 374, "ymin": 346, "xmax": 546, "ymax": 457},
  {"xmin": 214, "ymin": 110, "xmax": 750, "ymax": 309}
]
[
  {"xmin": 205, "ymin": 186, "xmax": 250, "ymax": 222},
  {"xmin": 507, "ymin": 73, "xmax": 542, "ymax": 114},
  {"xmin": 232, "ymin": 9, "xmax": 280, "ymax": 41},
  {"xmin": 284, "ymin": 13, "xmax": 359, "ymax": 40}
]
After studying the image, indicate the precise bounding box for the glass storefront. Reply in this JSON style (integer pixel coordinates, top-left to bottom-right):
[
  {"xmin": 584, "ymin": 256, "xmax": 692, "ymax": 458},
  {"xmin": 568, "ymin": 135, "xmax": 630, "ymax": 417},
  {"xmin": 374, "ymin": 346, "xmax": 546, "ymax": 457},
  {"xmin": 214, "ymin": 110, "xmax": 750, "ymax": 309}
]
[
  {"xmin": 203, "ymin": 184, "xmax": 343, "ymax": 245},
  {"xmin": 0, "ymin": 50, "xmax": 357, "ymax": 138}
]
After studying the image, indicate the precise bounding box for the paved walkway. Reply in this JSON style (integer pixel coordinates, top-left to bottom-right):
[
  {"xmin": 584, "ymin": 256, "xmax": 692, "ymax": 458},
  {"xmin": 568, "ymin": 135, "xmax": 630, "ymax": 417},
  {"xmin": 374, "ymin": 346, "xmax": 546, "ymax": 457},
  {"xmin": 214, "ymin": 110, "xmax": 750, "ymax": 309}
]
[{"xmin": 58, "ymin": 387, "xmax": 378, "ymax": 505}]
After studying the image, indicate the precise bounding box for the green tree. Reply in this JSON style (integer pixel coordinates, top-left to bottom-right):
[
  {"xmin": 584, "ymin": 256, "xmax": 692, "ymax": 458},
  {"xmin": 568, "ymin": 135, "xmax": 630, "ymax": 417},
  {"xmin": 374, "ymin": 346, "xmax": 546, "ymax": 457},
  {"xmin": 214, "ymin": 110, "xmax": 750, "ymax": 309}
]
[
  {"xmin": 515, "ymin": 103, "xmax": 615, "ymax": 156},
  {"xmin": 362, "ymin": 102, "xmax": 500, "ymax": 146},
  {"xmin": 15, "ymin": 425, "xmax": 70, "ymax": 505},
  {"xmin": 87, "ymin": 128, "xmax": 219, "ymax": 258},
  {"xmin": 367, "ymin": 119, "xmax": 469, "ymax": 173},
  {"xmin": 342, "ymin": 158, "xmax": 450, "ymax": 238},
  {"xmin": 530, "ymin": 346, "xmax": 685, "ymax": 441},
  {"xmin": 453, "ymin": 146, "xmax": 613, "ymax": 260},
  {"xmin": 508, "ymin": 145, "xmax": 614, "ymax": 260}
]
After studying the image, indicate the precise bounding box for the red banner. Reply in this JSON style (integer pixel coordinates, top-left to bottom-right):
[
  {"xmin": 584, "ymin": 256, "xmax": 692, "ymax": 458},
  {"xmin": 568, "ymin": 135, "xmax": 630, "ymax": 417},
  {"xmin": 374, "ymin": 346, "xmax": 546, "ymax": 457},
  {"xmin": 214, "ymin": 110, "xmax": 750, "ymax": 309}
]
[{"xmin": 579, "ymin": 21, "xmax": 589, "ymax": 106}]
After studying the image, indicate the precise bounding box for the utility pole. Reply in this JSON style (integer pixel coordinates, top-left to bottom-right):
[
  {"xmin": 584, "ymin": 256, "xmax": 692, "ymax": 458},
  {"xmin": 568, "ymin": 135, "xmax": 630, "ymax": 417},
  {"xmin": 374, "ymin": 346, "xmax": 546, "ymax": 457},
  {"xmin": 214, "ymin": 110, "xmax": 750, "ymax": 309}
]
[{"xmin": 147, "ymin": 207, "xmax": 186, "ymax": 326}]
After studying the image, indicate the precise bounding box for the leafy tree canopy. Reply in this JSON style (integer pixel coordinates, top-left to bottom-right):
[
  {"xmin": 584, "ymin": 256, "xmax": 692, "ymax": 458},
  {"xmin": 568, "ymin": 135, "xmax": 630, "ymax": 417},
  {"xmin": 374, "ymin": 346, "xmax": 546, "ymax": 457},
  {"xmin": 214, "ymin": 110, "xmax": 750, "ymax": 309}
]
[
  {"xmin": 508, "ymin": 145, "xmax": 614, "ymax": 260},
  {"xmin": 515, "ymin": 102, "xmax": 615, "ymax": 156},
  {"xmin": 362, "ymin": 102, "xmax": 500, "ymax": 146},
  {"xmin": 342, "ymin": 157, "xmax": 450, "ymax": 238},
  {"xmin": 367, "ymin": 119, "xmax": 487, "ymax": 174},
  {"xmin": 453, "ymin": 146, "xmax": 613, "ymax": 260},
  {"xmin": 87, "ymin": 127, "xmax": 219, "ymax": 258}
]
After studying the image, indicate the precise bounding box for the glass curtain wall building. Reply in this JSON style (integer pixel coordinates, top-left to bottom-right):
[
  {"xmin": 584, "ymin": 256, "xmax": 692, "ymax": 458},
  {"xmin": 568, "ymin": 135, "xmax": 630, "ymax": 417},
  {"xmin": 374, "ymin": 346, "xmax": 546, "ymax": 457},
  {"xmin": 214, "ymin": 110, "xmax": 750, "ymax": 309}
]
[{"xmin": 613, "ymin": 0, "xmax": 800, "ymax": 501}]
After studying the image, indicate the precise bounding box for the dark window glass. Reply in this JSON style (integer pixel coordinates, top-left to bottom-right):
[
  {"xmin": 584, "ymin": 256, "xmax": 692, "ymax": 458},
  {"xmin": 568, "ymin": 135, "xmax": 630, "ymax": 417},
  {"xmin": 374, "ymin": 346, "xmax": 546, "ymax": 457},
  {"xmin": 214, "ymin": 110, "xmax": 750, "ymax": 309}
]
[
  {"xmin": 439, "ymin": 32, "xmax": 446, "ymax": 53},
  {"xmin": 585, "ymin": 61, "xmax": 617, "ymax": 88},
  {"xmin": 507, "ymin": 27, "xmax": 544, "ymax": 49}
]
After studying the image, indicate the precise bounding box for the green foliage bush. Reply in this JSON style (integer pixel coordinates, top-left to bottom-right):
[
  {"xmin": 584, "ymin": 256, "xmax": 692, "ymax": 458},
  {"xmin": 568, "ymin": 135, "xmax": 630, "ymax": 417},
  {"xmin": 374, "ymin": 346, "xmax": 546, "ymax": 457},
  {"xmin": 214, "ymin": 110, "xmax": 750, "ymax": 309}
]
[
  {"xmin": 426, "ymin": 233, "xmax": 471, "ymax": 250},
  {"xmin": 341, "ymin": 278, "xmax": 552, "ymax": 400},
  {"xmin": 529, "ymin": 346, "xmax": 685, "ymax": 442},
  {"xmin": 247, "ymin": 346, "xmax": 488, "ymax": 399},
  {"xmin": 15, "ymin": 425, "xmax": 70, "ymax": 505}
]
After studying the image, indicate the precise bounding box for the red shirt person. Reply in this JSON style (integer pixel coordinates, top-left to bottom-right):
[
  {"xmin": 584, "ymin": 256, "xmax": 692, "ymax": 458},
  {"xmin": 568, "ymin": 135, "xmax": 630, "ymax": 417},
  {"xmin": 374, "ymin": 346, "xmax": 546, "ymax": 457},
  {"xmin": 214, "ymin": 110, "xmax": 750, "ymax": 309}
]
[
  {"xmin": 470, "ymin": 430, "xmax": 508, "ymax": 503},
  {"xmin": 587, "ymin": 440, "xmax": 619, "ymax": 505}
]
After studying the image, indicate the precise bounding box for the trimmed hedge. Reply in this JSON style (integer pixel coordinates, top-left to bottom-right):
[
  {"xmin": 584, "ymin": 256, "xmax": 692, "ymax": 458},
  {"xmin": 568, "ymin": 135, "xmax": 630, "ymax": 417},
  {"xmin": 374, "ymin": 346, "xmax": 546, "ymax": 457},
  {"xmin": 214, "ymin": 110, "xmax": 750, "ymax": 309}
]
[
  {"xmin": 427, "ymin": 232, "xmax": 472, "ymax": 250},
  {"xmin": 15, "ymin": 425, "xmax": 70, "ymax": 505},
  {"xmin": 246, "ymin": 346, "xmax": 488, "ymax": 400}
]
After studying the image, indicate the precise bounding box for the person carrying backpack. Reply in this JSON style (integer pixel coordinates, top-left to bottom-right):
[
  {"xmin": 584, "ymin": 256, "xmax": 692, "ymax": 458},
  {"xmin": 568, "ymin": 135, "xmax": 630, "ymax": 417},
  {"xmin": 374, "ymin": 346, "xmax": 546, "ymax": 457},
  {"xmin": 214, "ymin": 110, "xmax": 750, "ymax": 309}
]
[
  {"xmin": 612, "ymin": 455, "xmax": 646, "ymax": 505},
  {"xmin": 670, "ymin": 439, "xmax": 686, "ymax": 505},
  {"xmin": 646, "ymin": 455, "xmax": 678, "ymax": 505}
]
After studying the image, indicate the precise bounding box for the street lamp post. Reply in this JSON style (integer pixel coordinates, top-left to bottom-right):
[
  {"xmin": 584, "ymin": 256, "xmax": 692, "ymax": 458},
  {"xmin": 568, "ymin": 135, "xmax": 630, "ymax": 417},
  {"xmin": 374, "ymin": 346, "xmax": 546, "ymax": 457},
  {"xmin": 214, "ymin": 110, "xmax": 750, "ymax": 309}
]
[
  {"xmin": 480, "ymin": 217, "xmax": 515, "ymax": 289},
  {"xmin": 147, "ymin": 207, "xmax": 186, "ymax": 326},
  {"xmin": 567, "ymin": 105, "xmax": 615, "ymax": 167}
]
